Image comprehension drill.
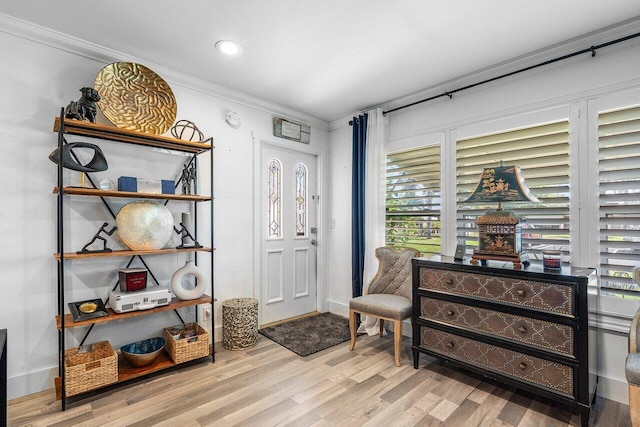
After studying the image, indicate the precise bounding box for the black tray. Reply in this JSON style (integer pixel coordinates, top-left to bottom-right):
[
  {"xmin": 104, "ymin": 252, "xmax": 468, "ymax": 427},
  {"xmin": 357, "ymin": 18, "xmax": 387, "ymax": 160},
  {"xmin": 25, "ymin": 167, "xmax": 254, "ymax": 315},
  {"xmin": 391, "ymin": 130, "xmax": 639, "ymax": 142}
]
[{"xmin": 68, "ymin": 299, "xmax": 109, "ymax": 322}]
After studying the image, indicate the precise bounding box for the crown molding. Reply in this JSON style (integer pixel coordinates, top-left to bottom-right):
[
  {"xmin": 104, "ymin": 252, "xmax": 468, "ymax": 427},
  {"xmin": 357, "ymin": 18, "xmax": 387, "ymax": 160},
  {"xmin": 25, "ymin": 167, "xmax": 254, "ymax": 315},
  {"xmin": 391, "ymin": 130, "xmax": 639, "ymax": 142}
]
[
  {"xmin": 0, "ymin": 13, "xmax": 329, "ymax": 131},
  {"xmin": 328, "ymin": 115, "xmax": 353, "ymax": 132}
]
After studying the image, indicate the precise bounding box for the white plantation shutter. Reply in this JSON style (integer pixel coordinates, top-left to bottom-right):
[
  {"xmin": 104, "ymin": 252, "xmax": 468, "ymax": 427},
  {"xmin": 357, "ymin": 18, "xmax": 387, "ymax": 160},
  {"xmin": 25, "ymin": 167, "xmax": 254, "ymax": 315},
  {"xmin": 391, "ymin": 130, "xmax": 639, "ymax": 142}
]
[
  {"xmin": 598, "ymin": 105, "xmax": 640, "ymax": 293},
  {"xmin": 456, "ymin": 120, "xmax": 571, "ymax": 263},
  {"xmin": 386, "ymin": 145, "xmax": 441, "ymax": 255}
]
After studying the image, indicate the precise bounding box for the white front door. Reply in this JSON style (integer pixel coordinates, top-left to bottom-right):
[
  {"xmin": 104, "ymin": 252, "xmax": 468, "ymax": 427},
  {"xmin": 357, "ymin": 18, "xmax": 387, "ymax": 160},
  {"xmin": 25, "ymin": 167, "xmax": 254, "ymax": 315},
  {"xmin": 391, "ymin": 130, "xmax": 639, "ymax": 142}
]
[{"xmin": 260, "ymin": 143, "xmax": 318, "ymax": 325}]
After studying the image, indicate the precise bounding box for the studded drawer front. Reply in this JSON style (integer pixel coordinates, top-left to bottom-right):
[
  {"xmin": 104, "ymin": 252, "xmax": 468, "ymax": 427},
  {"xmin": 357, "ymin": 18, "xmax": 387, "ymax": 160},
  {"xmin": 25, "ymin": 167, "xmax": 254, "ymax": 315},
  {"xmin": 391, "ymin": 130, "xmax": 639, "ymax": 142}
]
[
  {"xmin": 420, "ymin": 326, "xmax": 574, "ymax": 396},
  {"xmin": 419, "ymin": 268, "xmax": 574, "ymax": 317},
  {"xmin": 420, "ymin": 297, "xmax": 574, "ymax": 355}
]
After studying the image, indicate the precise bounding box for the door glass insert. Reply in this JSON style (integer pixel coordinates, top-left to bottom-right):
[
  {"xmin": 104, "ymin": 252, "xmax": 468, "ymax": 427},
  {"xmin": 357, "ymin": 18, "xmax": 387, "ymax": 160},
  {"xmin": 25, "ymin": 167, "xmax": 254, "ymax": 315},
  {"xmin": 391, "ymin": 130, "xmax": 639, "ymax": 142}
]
[
  {"xmin": 268, "ymin": 158, "xmax": 282, "ymax": 239},
  {"xmin": 295, "ymin": 163, "xmax": 307, "ymax": 237}
]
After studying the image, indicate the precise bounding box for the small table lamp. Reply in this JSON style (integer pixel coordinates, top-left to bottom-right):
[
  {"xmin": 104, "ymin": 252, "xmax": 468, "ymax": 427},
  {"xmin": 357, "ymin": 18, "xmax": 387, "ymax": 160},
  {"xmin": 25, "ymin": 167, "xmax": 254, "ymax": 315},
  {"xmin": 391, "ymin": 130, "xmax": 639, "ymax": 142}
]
[{"xmin": 464, "ymin": 164, "xmax": 539, "ymax": 269}]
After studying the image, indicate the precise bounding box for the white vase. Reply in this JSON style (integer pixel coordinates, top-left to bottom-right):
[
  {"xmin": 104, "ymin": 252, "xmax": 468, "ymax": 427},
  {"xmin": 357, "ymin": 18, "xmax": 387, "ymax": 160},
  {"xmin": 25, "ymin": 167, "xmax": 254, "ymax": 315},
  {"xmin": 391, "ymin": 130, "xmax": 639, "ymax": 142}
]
[{"xmin": 171, "ymin": 261, "xmax": 207, "ymax": 300}]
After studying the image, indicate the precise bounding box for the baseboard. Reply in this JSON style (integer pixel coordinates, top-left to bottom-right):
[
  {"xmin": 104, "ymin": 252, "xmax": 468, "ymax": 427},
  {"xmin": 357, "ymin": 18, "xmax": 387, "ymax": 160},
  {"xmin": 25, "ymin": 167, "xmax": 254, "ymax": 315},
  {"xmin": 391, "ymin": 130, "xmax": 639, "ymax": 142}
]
[
  {"xmin": 325, "ymin": 299, "xmax": 349, "ymax": 318},
  {"xmin": 213, "ymin": 324, "xmax": 222, "ymax": 343},
  {"xmin": 7, "ymin": 367, "xmax": 57, "ymax": 401},
  {"xmin": 598, "ymin": 375, "xmax": 629, "ymax": 404}
]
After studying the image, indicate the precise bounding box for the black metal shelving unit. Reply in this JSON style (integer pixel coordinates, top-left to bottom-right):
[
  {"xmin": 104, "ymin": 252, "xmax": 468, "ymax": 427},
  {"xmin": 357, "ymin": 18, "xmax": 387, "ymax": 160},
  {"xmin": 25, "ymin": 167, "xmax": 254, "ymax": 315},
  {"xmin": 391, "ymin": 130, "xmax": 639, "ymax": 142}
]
[{"xmin": 53, "ymin": 111, "xmax": 215, "ymax": 409}]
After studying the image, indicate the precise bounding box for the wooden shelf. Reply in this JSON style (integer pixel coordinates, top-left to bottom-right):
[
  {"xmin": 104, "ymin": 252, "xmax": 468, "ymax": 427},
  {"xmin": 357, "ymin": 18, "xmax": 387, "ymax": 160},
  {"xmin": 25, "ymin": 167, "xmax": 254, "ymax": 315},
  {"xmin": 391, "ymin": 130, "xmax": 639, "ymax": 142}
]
[
  {"xmin": 54, "ymin": 247, "xmax": 213, "ymax": 261},
  {"xmin": 115, "ymin": 351, "xmax": 211, "ymax": 382},
  {"xmin": 53, "ymin": 186, "xmax": 212, "ymax": 202},
  {"xmin": 55, "ymin": 351, "xmax": 212, "ymax": 400},
  {"xmin": 56, "ymin": 295, "xmax": 213, "ymax": 329},
  {"xmin": 54, "ymin": 117, "xmax": 213, "ymax": 154}
]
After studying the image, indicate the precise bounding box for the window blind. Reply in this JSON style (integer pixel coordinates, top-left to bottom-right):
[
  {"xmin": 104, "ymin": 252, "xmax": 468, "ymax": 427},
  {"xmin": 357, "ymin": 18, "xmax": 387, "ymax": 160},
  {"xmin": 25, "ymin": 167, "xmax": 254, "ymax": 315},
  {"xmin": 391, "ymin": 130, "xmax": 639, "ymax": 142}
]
[
  {"xmin": 598, "ymin": 105, "xmax": 640, "ymax": 293},
  {"xmin": 456, "ymin": 120, "xmax": 571, "ymax": 263},
  {"xmin": 386, "ymin": 145, "xmax": 441, "ymax": 255}
]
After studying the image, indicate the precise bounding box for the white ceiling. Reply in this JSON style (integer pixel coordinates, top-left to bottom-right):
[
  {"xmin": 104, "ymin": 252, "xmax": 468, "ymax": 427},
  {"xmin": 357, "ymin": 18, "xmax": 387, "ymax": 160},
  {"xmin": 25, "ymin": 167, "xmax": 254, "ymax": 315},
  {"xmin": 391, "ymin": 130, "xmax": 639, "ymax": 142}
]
[{"xmin": 1, "ymin": 1, "xmax": 640, "ymax": 122}]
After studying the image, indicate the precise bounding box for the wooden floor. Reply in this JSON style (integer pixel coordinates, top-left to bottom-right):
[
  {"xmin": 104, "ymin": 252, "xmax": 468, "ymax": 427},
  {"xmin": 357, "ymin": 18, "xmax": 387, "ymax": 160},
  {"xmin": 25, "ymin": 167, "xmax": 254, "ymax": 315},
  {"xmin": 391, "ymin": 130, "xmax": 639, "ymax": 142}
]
[{"xmin": 8, "ymin": 334, "xmax": 631, "ymax": 426}]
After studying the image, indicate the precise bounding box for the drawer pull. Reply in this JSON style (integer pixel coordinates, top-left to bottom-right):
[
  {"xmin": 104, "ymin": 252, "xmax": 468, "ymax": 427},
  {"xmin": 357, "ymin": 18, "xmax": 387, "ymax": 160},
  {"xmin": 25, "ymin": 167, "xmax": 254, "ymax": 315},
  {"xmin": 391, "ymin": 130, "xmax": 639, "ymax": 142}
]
[
  {"xmin": 446, "ymin": 342, "xmax": 455, "ymax": 349},
  {"xmin": 518, "ymin": 326, "xmax": 528, "ymax": 334},
  {"xmin": 519, "ymin": 362, "xmax": 528, "ymax": 370},
  {"xmin": 446, "ymin": 279, "xmax": 454, "ymax": 285},
  {"xmin": 516, "ymin": 289, "xmax": 527, "ymax": 297},
  {"xmin": 446, "ymin": 310, "xmax": 455, "ymax": 317}
]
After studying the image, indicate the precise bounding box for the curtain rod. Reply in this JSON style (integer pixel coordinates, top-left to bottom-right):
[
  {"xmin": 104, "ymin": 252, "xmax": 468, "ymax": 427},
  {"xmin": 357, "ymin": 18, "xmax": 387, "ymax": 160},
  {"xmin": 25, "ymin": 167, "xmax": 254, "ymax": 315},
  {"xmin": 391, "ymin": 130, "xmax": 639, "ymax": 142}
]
[{"xmin": 382, "ymin": 30, "xmax": 640, "ymax": 116}]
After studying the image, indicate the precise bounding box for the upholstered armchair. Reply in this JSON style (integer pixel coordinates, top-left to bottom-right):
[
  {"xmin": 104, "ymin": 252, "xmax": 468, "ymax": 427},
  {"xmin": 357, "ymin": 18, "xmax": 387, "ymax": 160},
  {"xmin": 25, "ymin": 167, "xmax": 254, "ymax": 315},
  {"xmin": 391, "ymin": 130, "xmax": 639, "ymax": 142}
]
[
  {"xmin": 627, "ymin": 306, "xmax": 640, "ymax": 426},
  {"xmin": 348, "ymin": 246, "xmax": 420, "ymax": 366}
]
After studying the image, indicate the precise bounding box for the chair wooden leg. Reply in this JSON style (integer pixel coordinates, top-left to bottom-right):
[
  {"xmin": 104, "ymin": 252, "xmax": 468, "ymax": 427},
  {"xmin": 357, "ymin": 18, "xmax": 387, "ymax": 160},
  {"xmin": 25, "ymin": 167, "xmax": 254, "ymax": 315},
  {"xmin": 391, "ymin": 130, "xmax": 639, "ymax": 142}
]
[
  {"xmin": 630, "ymin": 384, "xmax": 640, "ymax": 427},
  {"xmin": 394, "ymin": 319, "xmax": 402, "ymax": 366},
  {"xmin": 349, "ymin": 309, "xmax": 357, "ymax": 351},
  {"xmin": 379, "ymin": 319, "xmax": 384, "ymax": 337}
]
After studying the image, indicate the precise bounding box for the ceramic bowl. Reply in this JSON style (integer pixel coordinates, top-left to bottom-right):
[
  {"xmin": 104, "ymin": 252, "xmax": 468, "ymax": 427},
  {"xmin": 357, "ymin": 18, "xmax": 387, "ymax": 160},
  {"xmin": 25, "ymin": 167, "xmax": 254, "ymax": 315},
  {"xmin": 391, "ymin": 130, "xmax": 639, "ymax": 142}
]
[
  {"xmin": 120, "ymin": 337, "xmax": 165, "ymax": 367},
  {"xmin": 78, "ymin": 302, "xmax": 98, "ymax": 314}
]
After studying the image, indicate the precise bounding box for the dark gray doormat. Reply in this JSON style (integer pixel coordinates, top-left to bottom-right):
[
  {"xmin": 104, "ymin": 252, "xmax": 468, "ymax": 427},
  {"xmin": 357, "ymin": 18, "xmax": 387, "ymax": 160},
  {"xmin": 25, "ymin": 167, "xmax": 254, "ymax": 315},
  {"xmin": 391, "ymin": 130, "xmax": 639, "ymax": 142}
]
[{"xmin": 259, "ymin": 312, "xmax": 351, "ymax": 357}]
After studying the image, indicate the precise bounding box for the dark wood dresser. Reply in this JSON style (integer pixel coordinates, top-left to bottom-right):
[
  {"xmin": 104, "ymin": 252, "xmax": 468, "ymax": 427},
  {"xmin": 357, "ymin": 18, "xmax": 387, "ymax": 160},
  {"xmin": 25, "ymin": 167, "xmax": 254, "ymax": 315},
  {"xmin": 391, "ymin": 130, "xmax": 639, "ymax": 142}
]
[{"xmin": 412, "ymin": 257, "xmax": 598, "ymax": 427}]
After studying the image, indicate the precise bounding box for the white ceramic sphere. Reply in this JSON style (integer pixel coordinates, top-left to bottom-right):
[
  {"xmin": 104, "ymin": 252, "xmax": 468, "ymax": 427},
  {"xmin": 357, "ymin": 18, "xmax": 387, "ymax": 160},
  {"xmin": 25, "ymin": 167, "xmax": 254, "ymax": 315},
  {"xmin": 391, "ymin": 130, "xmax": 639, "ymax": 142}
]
[{"xmin": 116, "ymin": 200, "xmax": 174, "ymax": 250}]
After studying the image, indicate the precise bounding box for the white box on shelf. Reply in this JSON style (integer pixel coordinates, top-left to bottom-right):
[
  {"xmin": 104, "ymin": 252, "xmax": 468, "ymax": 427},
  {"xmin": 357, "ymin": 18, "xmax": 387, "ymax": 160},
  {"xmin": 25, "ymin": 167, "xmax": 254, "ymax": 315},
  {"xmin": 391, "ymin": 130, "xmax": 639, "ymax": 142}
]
[{"xmin": 109, "ymin": 287, "xmax": 172, "ymax": 313}]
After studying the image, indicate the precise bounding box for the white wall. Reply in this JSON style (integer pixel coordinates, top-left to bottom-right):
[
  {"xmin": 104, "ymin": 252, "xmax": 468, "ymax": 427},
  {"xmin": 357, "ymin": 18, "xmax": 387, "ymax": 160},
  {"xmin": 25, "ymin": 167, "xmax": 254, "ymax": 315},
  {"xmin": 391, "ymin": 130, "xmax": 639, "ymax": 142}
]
[
  {"xmin": 324, "ymin": 123, "xmax": 353, "ymax": 316},
  {"xmin": 326, "ymin": 21, "xmax": 640, "ymax": 404},
  {"xmin": 0, "ymin": 20, "xmax": 328, "ymax": 399}
]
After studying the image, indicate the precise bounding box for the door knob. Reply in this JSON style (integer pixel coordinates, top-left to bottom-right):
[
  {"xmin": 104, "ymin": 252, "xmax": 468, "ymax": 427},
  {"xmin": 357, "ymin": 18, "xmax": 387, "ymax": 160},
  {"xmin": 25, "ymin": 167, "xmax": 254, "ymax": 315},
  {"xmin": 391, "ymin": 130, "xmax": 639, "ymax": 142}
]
[{"xmin": 311, "ymin": 239, "xmax": 317, "ymax": 246}]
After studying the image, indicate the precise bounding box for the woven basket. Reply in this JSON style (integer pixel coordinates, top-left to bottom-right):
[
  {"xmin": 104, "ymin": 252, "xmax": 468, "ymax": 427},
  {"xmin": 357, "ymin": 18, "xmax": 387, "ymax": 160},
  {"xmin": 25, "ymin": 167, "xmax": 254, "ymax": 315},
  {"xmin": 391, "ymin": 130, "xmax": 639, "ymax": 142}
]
[
  {"xmin": 222, "ymin": 298, "xmax": 258, "ymax": 350},
  {"xmin": 163, "ymin": 323, "xmax": 209, "ymax": 364},
  {"xmin": 64, "ymin": 340, "xmax": 118, "ymax": 396}
]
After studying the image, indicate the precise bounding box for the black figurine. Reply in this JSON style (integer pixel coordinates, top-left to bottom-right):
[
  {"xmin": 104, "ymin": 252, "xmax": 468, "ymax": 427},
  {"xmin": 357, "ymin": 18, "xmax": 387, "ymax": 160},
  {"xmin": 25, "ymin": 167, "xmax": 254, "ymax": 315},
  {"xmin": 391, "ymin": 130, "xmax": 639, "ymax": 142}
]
[
  {"xmin": 189, "ymin": 163, "xmax": 197, "ymax": 194},
  {"xmin": 78, "ymin": 222, "xmax": 117, "ymax": 253},
  {"xmin": 181, "ymin": 164, "xmax": 191, "ymax": 194},
  {"xmin": 65, "ymin": 87, "xmax": 101, "ymax": 123},
  {"xmin": 174, "ymin": 222, "xmax": 201, "ymax": 249}
]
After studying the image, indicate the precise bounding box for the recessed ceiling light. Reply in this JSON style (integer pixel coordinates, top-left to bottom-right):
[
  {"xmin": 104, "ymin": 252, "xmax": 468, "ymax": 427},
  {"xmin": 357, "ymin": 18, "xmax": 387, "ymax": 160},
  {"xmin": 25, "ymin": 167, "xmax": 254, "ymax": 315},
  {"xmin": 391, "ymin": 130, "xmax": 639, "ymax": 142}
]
[{"xmin": 215, "ymin": 40, "xmax": 243, "ymax": 56}]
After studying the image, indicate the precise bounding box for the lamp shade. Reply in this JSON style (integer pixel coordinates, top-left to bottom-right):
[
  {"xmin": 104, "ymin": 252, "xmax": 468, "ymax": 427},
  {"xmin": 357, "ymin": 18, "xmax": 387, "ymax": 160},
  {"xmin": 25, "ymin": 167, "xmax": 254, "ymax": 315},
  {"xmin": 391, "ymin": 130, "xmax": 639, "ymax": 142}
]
[{"xmin": 464, "ymin": 165, "xmax": 540, "ymax": 204}]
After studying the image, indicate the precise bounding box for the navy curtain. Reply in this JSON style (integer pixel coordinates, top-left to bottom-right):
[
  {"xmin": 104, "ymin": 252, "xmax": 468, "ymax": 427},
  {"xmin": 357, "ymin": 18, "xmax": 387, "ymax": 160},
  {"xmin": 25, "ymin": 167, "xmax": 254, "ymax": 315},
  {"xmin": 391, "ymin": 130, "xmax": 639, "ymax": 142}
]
[{"xmin": 351, "ymin": 113, "xmax": 368, "ymax": 298}]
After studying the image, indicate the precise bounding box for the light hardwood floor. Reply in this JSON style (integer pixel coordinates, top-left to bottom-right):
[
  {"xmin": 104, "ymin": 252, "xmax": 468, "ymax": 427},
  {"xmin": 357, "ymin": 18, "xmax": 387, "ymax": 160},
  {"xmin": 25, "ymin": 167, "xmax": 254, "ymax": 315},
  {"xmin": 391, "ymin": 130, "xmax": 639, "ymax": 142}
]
[{"xmin": 8, "ymin": 334, "xmax": 631, "ymax": 426}]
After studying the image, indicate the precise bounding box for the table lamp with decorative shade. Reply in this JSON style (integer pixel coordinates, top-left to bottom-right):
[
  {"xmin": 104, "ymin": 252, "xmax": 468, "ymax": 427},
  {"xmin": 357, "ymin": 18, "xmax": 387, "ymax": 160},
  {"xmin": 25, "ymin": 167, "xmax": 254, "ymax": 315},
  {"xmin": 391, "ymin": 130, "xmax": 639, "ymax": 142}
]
[{"xmin": 464, "ymin": 164, "xmax": 539, "ymax": 269}]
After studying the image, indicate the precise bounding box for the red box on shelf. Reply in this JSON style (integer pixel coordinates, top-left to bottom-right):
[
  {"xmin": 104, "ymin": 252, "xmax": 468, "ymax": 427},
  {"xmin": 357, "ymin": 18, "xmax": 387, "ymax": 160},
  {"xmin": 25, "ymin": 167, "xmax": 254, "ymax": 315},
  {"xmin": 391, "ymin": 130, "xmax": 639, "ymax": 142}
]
[{"xmin": 118, "ymin": 268, "xmax": 148, "ymax": 292}]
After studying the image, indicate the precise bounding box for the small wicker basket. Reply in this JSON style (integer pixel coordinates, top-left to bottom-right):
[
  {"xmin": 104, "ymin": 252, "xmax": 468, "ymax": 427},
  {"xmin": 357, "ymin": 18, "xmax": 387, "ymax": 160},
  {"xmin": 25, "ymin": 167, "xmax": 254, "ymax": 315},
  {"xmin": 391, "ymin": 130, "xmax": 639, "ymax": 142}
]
[
  {"xmin": 64, "ymin": 340, "xmax": 118, "ymax": 396},
  {"xmin": 163, "ymin": 322, "xmax": 209, "ymax": 364}
]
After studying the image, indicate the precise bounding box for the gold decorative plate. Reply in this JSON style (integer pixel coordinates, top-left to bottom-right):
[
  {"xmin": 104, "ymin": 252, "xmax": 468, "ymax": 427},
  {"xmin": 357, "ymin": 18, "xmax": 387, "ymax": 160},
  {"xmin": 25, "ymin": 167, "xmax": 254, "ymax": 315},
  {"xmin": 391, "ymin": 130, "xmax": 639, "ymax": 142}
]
[{"xmin": 95, "ymin": 62, "xmax": 177, "ymax": 135}]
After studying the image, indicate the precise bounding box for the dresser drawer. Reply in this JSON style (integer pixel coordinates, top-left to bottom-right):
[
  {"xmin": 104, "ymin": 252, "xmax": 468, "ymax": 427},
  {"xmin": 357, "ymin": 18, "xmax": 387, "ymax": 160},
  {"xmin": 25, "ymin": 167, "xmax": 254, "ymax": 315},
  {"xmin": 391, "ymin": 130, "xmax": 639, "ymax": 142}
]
[
  {"xmin": 419, "ymin": 268, "xmax": 574, "ymax": 316},
  {"xmin": 420, "ymin": 297, "xmax": 574, "ymax": 356},
  {"xmin": 420, "ymin": 326, "xmax": 574, "ymax": 396}
]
